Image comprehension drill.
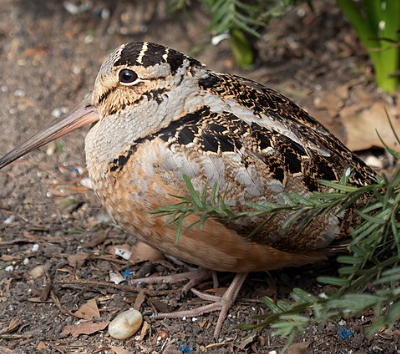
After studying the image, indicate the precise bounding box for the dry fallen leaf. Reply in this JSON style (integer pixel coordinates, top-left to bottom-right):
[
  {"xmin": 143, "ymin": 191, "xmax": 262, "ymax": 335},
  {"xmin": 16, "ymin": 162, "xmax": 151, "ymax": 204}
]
[
  {"xmin": 62, "ymin": 320, "xmax": 109, "ymax": 337},
  {"xmin": 286, "ymin": 341, "xmax": 310, "ymax": 354},
  {"xmin": 73, "ymin": 298, "xmax": 100, "ymax": 320},
  {"xmin": 129, "ymin": 241, "xmax": 163, "ymax": 264},
  {"xmin": 84, "ymin": 232, "xmax": 108, "ymax": 248},
  {"xmin": 67, "ymin": 252, "xmax": 89, "ymax": 268},
  {"xmin": 36, "ymin": 341, "xmax": 48, "ymax": 352},
  {"xmin": 0, "ymin": 346, "xmax": 17, "ymax": 354},
  {"xmin": 110, "ymin": 346, "xmax": 132, "ymax": 354},
  {"xmin": 106, "ymin": 243, "xmax": 131, "ymax": 256},
  {"xmin": 22, "ymin": 47, "xmax": 48, "ymax": 57},
  {"xmin": 28, "ymin": 277, "xmax": 52, "ymax": 302},
  {"xmin": 29, "ymin": 265, "xmax": 46, "ymax": 279},
  {"xmin": 133, "ymin": 289, "xmax": 146, "ymax": 311},
  {"xmin": 340, "ymin": 100, "xmax": 400, "ymax": 151},
  {"xmin": 138, "ymin": 320, "xmax": 150, "ymax": 341},
  {"xmin": 238, "ymin": 332, "xmax": 257, "ymax": 349},
  {"xmin": 6, "ymin": 317, "xmax": 21, "ymax": 333}
]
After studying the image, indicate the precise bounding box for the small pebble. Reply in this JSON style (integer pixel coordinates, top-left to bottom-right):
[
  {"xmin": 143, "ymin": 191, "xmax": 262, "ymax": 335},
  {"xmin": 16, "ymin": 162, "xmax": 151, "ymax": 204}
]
[
  {"xmin": 365, "ymin": 155, "xmax": 383, "ymax": 169},
  {"xmin": 108, "ymin": 309, "xmax": 143, "ymax": 340},
  {"xmin": 80, "ymin": 178, "xmax": 93, "ymax": 189},
  {"xmin": 14, "ymin": 89, "xmax": 25, "ymax": 97},
  {"xmin": 31, "ymin": 244, "xmax": 39, "ymax": 252},
  {"xmin": 84, "ymin": 35, "xmax": 93, "ymax": 44},
  {"xmin": 5, "ymin": 265, "xmax": 14, "ymax": 272},
  {"xmin": 3, "ymin": 215, "xmax": 16, "ymax": 224},
  {"xmin": 52, "ymin": 108, "xmax": 63, "ymax": 118},
  {"xmin": 30, "ymin": 265, "xmax": 45, "ymax": 279}
]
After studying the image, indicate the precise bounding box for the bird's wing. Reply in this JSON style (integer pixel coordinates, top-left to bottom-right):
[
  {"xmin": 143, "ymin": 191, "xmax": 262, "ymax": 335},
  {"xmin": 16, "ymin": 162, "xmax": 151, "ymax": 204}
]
[
  {"xmin": 151, "ymin": 99, "xmax": 363, "ymax": 250},
  {"xmin": 198, "ymin": 72, "xmax": 377, "ymax": 187},
  {"xmin": 111, "ymin": 73, "xmax": 376, "ymax": 251}
]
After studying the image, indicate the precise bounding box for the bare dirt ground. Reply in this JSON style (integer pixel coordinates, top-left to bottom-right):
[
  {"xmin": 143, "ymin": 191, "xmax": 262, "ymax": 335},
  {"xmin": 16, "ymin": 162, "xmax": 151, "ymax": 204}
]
[{"xmin": 0, "ymin": 1, "xmax": 399, "ymax": 353}]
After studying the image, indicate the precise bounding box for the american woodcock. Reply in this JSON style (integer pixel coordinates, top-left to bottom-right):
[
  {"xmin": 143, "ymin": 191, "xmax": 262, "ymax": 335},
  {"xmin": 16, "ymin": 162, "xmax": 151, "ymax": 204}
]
[{"xmin": 0, "ymin": 42, "xmax": 377, "ymax": 336}]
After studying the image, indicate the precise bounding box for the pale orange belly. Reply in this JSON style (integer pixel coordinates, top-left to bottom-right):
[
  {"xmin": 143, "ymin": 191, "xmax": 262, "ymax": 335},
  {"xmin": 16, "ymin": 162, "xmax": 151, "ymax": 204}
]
[{"xmin": 88, "ymin": 157, "xmax": 327, "ymax": 272}]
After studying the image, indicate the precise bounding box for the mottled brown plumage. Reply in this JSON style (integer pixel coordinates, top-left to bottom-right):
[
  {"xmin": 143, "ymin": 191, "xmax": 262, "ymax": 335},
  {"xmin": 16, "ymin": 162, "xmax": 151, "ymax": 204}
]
[{"xmin": 0, "ymin": 42, "xmax": 376, "ymax": 336}]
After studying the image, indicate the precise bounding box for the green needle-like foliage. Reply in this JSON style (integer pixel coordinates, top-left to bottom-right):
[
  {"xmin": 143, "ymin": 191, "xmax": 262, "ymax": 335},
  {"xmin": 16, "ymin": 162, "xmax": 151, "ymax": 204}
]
[
  {"xmin": 171, "ymin": 0, "xmax": 400, "ymax": 91},
  {"xmin": 169, "ymin": 0, "xmax": 301, "ymax": 68}
]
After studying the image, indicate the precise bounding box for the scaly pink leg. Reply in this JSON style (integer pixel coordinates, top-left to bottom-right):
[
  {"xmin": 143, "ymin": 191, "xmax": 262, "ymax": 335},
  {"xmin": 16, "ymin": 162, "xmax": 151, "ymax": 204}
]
[
  {"xmin": 154, "ymin": 272, "xmax": 249, "ymax": 337},
  {"xmin": 130, "ymin": 268, "xmax": 217, "ymax": 293}
]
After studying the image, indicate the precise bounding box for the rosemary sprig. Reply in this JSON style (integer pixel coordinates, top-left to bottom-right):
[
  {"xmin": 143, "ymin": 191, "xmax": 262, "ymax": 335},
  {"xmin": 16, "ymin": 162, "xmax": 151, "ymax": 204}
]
[
  {"xmin": 151, "ymin": 170, "xmax": 382, "ymax": 244},
  {"xmin": 149, "ymin": 174, "xmax": 248, "ymax": 244}
]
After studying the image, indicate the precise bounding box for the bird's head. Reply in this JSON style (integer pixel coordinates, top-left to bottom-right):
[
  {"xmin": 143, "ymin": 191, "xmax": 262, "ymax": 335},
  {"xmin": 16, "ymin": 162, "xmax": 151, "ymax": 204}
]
[
  {"xmin": 0, "ymin": 42, "xmax": 204, "ymax": 169},
  {"xmin": 92, "ymin": 42, "xmax": 203, "ymax": 119}
]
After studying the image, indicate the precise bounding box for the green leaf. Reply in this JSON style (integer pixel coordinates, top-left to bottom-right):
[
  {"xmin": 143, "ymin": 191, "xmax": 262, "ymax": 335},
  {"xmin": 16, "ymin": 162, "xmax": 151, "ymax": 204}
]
[
  {"xmin": 229, "ymin": 28, "xmax": 254, "ymax": 69},
  {"xmin": 316, "ymin": 276, "xmax": 349, "ymax": 287}
]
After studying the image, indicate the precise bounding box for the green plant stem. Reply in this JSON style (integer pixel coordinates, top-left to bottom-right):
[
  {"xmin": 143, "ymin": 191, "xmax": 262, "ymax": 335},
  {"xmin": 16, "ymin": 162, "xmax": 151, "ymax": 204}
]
[
  {"xmin": 337, "ymin": 0, "xmax": 400, "ymax": 93},
  {"xmin": 336, "ymin": 0, "xmax": 383, "ymax": 87},
  {"xmin": 380, "ymin": 0, "xmax": 400, "ymax": 93}
]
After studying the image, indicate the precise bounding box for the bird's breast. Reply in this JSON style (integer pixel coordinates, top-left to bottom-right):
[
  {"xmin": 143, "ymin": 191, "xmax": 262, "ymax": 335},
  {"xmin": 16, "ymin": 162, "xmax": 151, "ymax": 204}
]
[{"xmin": 85, "ymin": 136, "xmax": 332, "ymax": 271}]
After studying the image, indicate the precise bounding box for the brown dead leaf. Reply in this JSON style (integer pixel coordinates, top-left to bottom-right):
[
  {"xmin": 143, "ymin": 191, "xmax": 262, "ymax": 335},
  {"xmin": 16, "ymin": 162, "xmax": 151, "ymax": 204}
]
[
  {"xmin": 129, "ymin": 241, "xmax": 163, "ymax": 264},
  {"xmin": 73, "ymin": 298, "xmax": 100, "ymax": 320},
  {"xmin": 286, "ymin": 341, "xmax": 310, "ymax": 354},
  {"xmin": 147, "ymin": 298, "xmax": 172, "ymax": 313},
  {"xmin": 28, "ymin": 275, "xmax": 52, "ymax": 302},
  {"xmin": 47, "ymin": 188, "xmax": 67, "ymax": 197},
  {"xmin": 22, "ymin": 48, "xmax": 48, "ymax": 57},
  {"xmin": 133, "ymin": 289, "xmax": 146, "ymax": 311},
  {"xmin": 36, "ymin": 341, "xmax": 48, "ymax": 351},
  {"xmin": 0, "ymin": 346, "xmax": 17, "ymax": 354},
  {"xmin": 22, "ymin": 232, "xmax": 39, "ymax": 241},
  {"xmin": 1, "ymin": 255, "xmax": 17, "ymax": 261},
  {"xmin": 64, "ymin": 185, "xmax": 90, "ymax": 191},
  {"xmin": 84, "ymin": 232, "xmax": 108, "ymax": 248},
  {"xmin": 110, "ymin": 346, "xmax": 132, "ymax": 354},
  {"xmin": 61, "ymin": 320, "xmax": 109, "ymax": 337},
  {"xmin": 238, "ymin": 332, "xmax": 257, "ymax": 349},
  {"xmin": 67, "ymin": 252, "xmax": 89, "ymax": 268},
  {"xmin": 6, "ymin": 317, "xmax": 21, "ymax": 333},
  {"xmin": 138, "ymin": 320, "xmax": 150, "ymax": 341},
  {"xmin": 107, "ymin": 244, "xmax": 131, "ymax": 257},
  {"xmin": 340, "ymin": 100, "xmax": 400, "ymax": 151}
]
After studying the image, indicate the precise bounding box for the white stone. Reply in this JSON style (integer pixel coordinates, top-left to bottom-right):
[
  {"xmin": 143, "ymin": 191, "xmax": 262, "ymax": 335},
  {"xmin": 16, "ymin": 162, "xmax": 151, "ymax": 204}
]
[
  {"xmin": 3, "ymin": 215, "xmax": 15, "ymax": 224},
  {"xmin": 31, "ymin": 244, "xmax": 39, "ymax": 252},
  {"xmin": 80, "ymin": 178, "xmax": 93, "ymax": 189},
  {"xmin": 108, "ymin": 309, "xmax": 143, "ymax": 340}
]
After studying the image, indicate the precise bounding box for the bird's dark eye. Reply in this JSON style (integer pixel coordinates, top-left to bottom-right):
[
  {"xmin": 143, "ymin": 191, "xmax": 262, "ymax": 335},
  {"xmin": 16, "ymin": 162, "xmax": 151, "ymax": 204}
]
[{"xmin": 119, "ymin": 69, "xmax": 139, "ymax": 86}]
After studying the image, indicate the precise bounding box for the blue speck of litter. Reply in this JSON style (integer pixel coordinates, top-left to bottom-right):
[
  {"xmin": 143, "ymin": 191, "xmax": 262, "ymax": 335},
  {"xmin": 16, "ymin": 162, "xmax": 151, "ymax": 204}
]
[
  {"xmin": 179, "ymin": 345, "xmax": 192, "ymax": 353},
  {"xmin": 70, "ymin": 167, "xmax": 80, "ymax": 176},
  {"xmin": 121, "ymin": 269, "xmax": 133, "ymax": 280},
  {"xmin": 337, "ymin": 325, "xmax": 353, "ymax": 340}
]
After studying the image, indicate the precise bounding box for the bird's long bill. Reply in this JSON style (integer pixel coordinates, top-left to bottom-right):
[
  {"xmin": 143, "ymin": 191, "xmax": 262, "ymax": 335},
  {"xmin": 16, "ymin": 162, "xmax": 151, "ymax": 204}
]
[{"xmin": 0, "ymin": 95, "xmax": 99, "ymax": 169}]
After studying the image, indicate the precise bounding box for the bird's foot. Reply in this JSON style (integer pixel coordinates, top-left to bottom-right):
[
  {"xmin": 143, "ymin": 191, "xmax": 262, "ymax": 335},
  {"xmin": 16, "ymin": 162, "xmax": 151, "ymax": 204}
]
[
  {"xmin": 130, "ymin": 268, "xmax": 218, "ymax": 293},
  {"xmin": 154, "ymin": 272, "xmax": 248, "ymax": 337}
]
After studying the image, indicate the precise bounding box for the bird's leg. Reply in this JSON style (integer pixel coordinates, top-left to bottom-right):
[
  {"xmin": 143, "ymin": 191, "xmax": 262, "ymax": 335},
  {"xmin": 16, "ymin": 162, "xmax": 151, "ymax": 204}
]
[
  {"xmin": 154, "ymin": 272, "xmax": 249, "ymax": 337},
  {"xmin": 130, "ymin": 268, "xmax": 217, "ymax": 293}
]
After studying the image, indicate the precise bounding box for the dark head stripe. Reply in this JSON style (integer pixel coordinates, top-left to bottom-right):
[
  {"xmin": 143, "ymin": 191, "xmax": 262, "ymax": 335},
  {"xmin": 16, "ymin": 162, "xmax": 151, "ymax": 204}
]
[
  {"xmin": 141, "ymin": 43, "xmax": 168, "ymax": 66},
  {"xmin": 114, "ymin": 42, "xmax": 144, "ymax": 67},
  {"xmin": 114, "ymin": 42, "xmax": 201, "ymax": 73}
]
